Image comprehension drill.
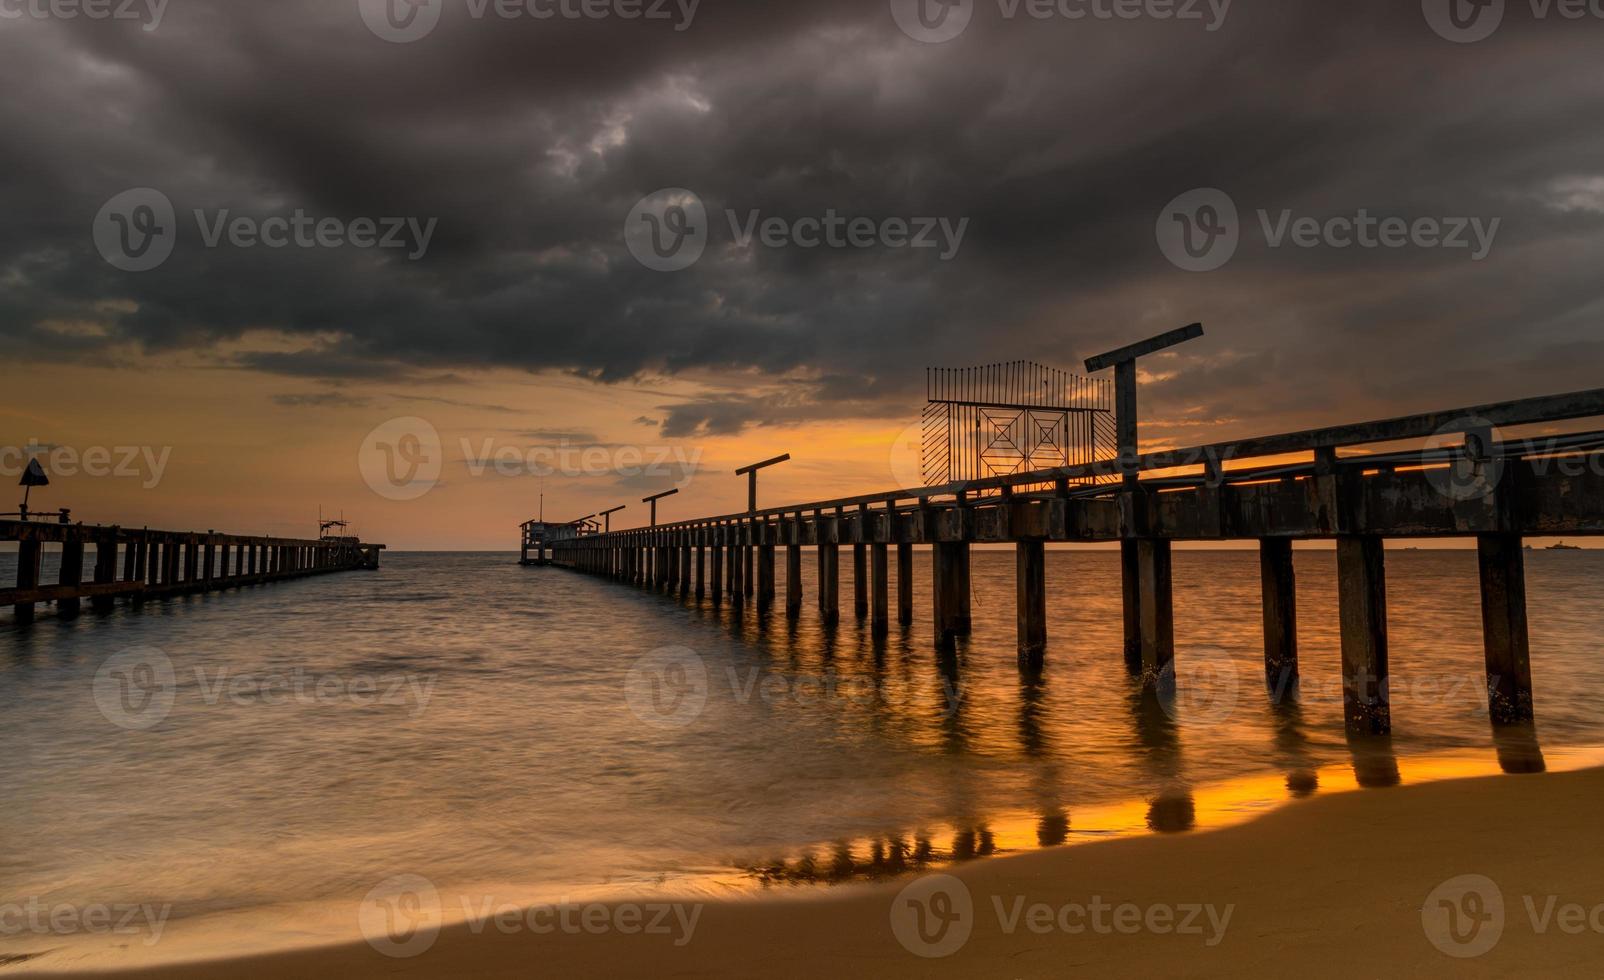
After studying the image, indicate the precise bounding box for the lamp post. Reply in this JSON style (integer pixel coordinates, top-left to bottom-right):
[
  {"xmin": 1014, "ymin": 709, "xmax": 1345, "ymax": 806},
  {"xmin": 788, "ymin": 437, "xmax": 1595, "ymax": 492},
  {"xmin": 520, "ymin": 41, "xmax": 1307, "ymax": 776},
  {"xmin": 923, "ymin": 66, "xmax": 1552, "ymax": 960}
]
[
  {"xmin": 734, "ymin": 454, "xmax": 791, "ymax": 514},
  {"xmin": 642, "ymin": 488, "xmax": 679, "ymax": 526},
  {"xmin": 735, "ymin": 455, "xmax": 790, "ymax": 606}
]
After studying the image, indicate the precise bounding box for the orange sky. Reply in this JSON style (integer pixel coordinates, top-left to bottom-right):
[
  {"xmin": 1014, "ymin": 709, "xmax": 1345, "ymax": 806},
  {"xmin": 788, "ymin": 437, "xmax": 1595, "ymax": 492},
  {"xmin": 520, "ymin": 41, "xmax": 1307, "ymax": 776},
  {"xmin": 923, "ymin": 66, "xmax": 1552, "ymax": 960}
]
[{"xmin": 3, "ymin": 348, "xmax": 1593, "ymax": 551}]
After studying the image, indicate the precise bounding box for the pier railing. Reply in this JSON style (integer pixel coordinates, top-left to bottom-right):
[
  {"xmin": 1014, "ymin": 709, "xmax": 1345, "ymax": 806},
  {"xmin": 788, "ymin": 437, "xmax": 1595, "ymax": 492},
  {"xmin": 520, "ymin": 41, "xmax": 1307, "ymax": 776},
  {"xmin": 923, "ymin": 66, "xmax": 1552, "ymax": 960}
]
[
  {"xmin": 2, "ymin": 521, "xmax": 385, "ymax": 624},
  {"xmin": 542, "ymin": 385, "xmax": 1604, "ymax": 739}
]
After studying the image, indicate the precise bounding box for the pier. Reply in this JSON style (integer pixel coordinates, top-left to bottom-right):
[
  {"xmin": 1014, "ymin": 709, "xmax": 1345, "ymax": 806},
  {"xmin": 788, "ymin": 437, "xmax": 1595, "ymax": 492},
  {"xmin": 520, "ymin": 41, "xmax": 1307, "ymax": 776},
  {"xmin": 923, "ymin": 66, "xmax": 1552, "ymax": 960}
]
[
  {"xmin": 534, "ymin": 326, "xmax": 1604, "ymax": 737},
  {"xmin": 2, "ymin": 520, "xmax": 384, "ymax": 625}
]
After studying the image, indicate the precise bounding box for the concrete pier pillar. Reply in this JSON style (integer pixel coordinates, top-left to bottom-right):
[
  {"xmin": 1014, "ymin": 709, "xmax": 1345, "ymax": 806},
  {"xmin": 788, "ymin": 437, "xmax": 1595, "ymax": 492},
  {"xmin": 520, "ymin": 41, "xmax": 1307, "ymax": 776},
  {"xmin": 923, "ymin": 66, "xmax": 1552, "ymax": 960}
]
[
  {"xmin": 13, "ymin": 539, "xmax": 41, "ymax": 623},
  {"xmin": 853, "ymin": 542, "xmax": 868, "ymax": 618},
  {"xmin": 1479, "ymin": 532, "xmax": 1534, "ymax": 724},
  {"xmin": 93, "ymin": 533, "xmax": 120, "ymax": 611},
  {"xmin": 679, "ymin": 542, "xmax": 693, "ymax": 597},
  {"xmin": 1121, "ymin": 539, "xmax": 1143, "ymax": 673},
  {"xmin": 695, "ymin": 541, "xmax": 706, "ymax": 599},
  {"xmin": 1137, "ymin": 539, "xmax": 1174, "ymax": 687},
  {"xmin": 1260, "ymin": 538, "xmax": 1299, "ymax": 692},
  {"xmin": 56, "ymin": 540, "xmax": 86, "ymax": 618},
  {"xmin": 709, "ymin": 541, "xmax": 724, "ymax": 607},
  {"xmin": 871, "ymin": 542, "xmax": 890, "ymax": 637},
  {"xmin": 817, "ymin": 542, "xmax": 839, "ymax": 626},
  {"xmin": 757, "ymin": 540, "xmax": 775, "ymax": 611},
  {"xmin": 1337, "ymin": 535, "xmax": 1391, "ymax": 735},
  {"xmin": 786, "ymin": 541, "xmax": 803, "ymax": 618},
  {"xmin": 897, "ymin": 542, "xmax": 914, "ymax": 626},
  {"xmin": 933, "ymin": 541, "xmax": 971, "ymax": 647},
  {"xmin": 1016, "ymin": 540, "xmax": 1047, "ymax": 668}
]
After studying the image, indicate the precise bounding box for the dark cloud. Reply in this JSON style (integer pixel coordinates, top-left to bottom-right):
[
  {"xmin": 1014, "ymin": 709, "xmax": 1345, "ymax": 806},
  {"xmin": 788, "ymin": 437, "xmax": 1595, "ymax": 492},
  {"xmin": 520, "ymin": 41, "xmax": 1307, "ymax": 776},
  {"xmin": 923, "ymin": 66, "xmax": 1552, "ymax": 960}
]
[{"xmin": 5, "ymin": 1, "xmax": 1604, "ymax": 444}]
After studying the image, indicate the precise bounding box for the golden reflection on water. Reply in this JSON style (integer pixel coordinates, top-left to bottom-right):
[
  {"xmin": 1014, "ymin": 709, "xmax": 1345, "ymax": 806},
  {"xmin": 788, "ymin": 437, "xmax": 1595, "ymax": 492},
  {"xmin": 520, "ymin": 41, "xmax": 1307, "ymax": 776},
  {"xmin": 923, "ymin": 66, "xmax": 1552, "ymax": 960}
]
[{"xmin": 743, "ymin": 739, "xmax": 1604, "ymax": 889}]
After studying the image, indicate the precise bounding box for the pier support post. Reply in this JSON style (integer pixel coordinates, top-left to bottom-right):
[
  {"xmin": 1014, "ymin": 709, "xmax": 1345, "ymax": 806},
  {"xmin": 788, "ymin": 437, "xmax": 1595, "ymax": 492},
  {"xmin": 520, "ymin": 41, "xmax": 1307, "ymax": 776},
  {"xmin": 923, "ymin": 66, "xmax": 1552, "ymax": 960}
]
[
  {"xmin": 817, "ymin": 542, "xmax": 839, "ymax": 626},
  {"xmin": 1136, "ymin": 539, "xmax": 1174, "ymax": 685},
  {"xmin": 853, "ymin": 543, "xmax": 868, "ymax": 618},
  {"xmin": 13, "ymin": 539, "xmax": 41, "ymax": 623},
  {"xmin": 94, "ymin": 533, "xmax": 120, "ymax": 611},
  {"xmin": 1016, "ymin": 540, "xmax": 1047, "ymax": 668},
  {"xmin": 757, "ymin": 539, "xmax": 775, "ymax": 611},
  {"xmin": 1478, "ymin": 532, "xmax": 1534, "ymax": 724},
  {"xmin": 785, "ymin": 539, "xmax": 802, "ymax": 619},
  {"xmin": 710, "ymin": 541, "xmax": 724, "ymax": 607},
  {"xmin": 679, "ymin": 543, "xmax": 692, "ymax": 598},
  {"xmin": 1337, "ymin": 535, "xmax": 1391, "ymax": 736},
  {"xmin": 57, "ymin": 540, "xmax": 86, "ymax": 618},
  {"xmin": 1120, "ymin": 539, "xmax": 1143, "ymax": 673},
  {"xmin": 897, "ymin": 542, "xmax": 913, "ymax": 626},
  {"xmin": 933, "ymin": 541, "xmax": 971, "ymax": 647},
  {"xmin": 695, "ymin": 541, "xmax": 705, "ymax": 599},
  {"xmin": 1260, "ymin": 538, "xmax": 1299, "ymax": 693},
  {"xmin": 871, "ymin": 542, "xmax": 890, "ymax": 636}
]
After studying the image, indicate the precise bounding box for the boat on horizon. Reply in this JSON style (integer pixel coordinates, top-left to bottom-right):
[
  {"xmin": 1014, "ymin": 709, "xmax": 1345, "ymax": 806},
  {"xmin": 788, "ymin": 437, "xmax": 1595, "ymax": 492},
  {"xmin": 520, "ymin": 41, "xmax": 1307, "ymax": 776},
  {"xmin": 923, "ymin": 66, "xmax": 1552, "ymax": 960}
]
[{"xmin": 1547, "ymin": 542, "xmax": 1583, "ymax": 551}]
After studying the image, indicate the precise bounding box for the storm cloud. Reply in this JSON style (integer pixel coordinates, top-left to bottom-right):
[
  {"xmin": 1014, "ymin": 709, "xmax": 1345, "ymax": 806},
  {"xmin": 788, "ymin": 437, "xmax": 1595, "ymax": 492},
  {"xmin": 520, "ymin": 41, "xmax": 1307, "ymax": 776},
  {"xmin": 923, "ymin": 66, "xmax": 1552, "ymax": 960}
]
[{"xmin": 4, "ymin": 0, "xmax": 1604, "ymax": 442}]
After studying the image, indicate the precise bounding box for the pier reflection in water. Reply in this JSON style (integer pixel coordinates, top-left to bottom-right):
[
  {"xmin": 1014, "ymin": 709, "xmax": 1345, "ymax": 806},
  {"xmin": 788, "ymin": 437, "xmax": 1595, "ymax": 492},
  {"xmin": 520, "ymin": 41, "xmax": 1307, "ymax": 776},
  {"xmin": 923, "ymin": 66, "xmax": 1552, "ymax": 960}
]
[{"xmin": 5, "ymin": 550, "xmax": 1604, "ymax": 959}]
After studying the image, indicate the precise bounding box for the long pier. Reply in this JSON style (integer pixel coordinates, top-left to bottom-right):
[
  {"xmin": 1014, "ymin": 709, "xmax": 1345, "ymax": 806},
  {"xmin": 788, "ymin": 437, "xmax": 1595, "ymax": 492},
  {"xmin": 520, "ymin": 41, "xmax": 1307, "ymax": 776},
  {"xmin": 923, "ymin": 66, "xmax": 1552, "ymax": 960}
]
[
  {"xmin": 539, "ymin": 329, "xmax": 1604, "ymax": 738},
  {"xmin": 2, "ymin": 521, "xmax": 384, "ymax": 625}
]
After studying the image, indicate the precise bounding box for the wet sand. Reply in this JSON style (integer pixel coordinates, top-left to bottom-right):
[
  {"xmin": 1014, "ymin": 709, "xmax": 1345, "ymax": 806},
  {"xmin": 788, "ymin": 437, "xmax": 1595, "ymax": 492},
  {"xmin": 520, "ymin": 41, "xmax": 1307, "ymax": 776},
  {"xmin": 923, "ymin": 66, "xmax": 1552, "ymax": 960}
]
[{"xmin": 24, "ymin": 765, "xmax": 1604, "ymax": 978}]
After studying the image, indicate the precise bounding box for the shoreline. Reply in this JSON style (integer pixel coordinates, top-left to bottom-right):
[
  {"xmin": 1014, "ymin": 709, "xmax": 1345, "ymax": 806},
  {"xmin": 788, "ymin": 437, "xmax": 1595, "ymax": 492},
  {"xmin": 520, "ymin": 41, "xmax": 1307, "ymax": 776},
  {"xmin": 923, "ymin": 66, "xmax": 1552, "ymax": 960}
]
[{"xmin": 16, "ymin": 759, "xmax": 1604, "ymax": 978}]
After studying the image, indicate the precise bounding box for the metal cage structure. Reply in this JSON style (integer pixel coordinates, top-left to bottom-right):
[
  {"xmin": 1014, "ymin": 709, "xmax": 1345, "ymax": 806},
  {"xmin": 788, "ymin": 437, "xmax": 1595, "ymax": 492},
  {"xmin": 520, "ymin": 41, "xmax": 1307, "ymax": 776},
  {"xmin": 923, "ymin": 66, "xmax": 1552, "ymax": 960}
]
[{"xmin": 922, "ymin": 361, "xmax": 1117, "ymax": 486}]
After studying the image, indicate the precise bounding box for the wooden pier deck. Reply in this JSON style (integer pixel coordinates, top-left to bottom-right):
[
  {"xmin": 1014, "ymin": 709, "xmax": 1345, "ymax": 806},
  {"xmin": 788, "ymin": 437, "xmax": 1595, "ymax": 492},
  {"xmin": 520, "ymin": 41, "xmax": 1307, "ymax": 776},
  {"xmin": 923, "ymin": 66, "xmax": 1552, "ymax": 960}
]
[
  {"xmin": 2, "ymin": 521, "xmax": 384, "ymax": 624},
  {"xmin": 538, "ymin": 337, "xmax": 1604, "ymax": 738}
]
